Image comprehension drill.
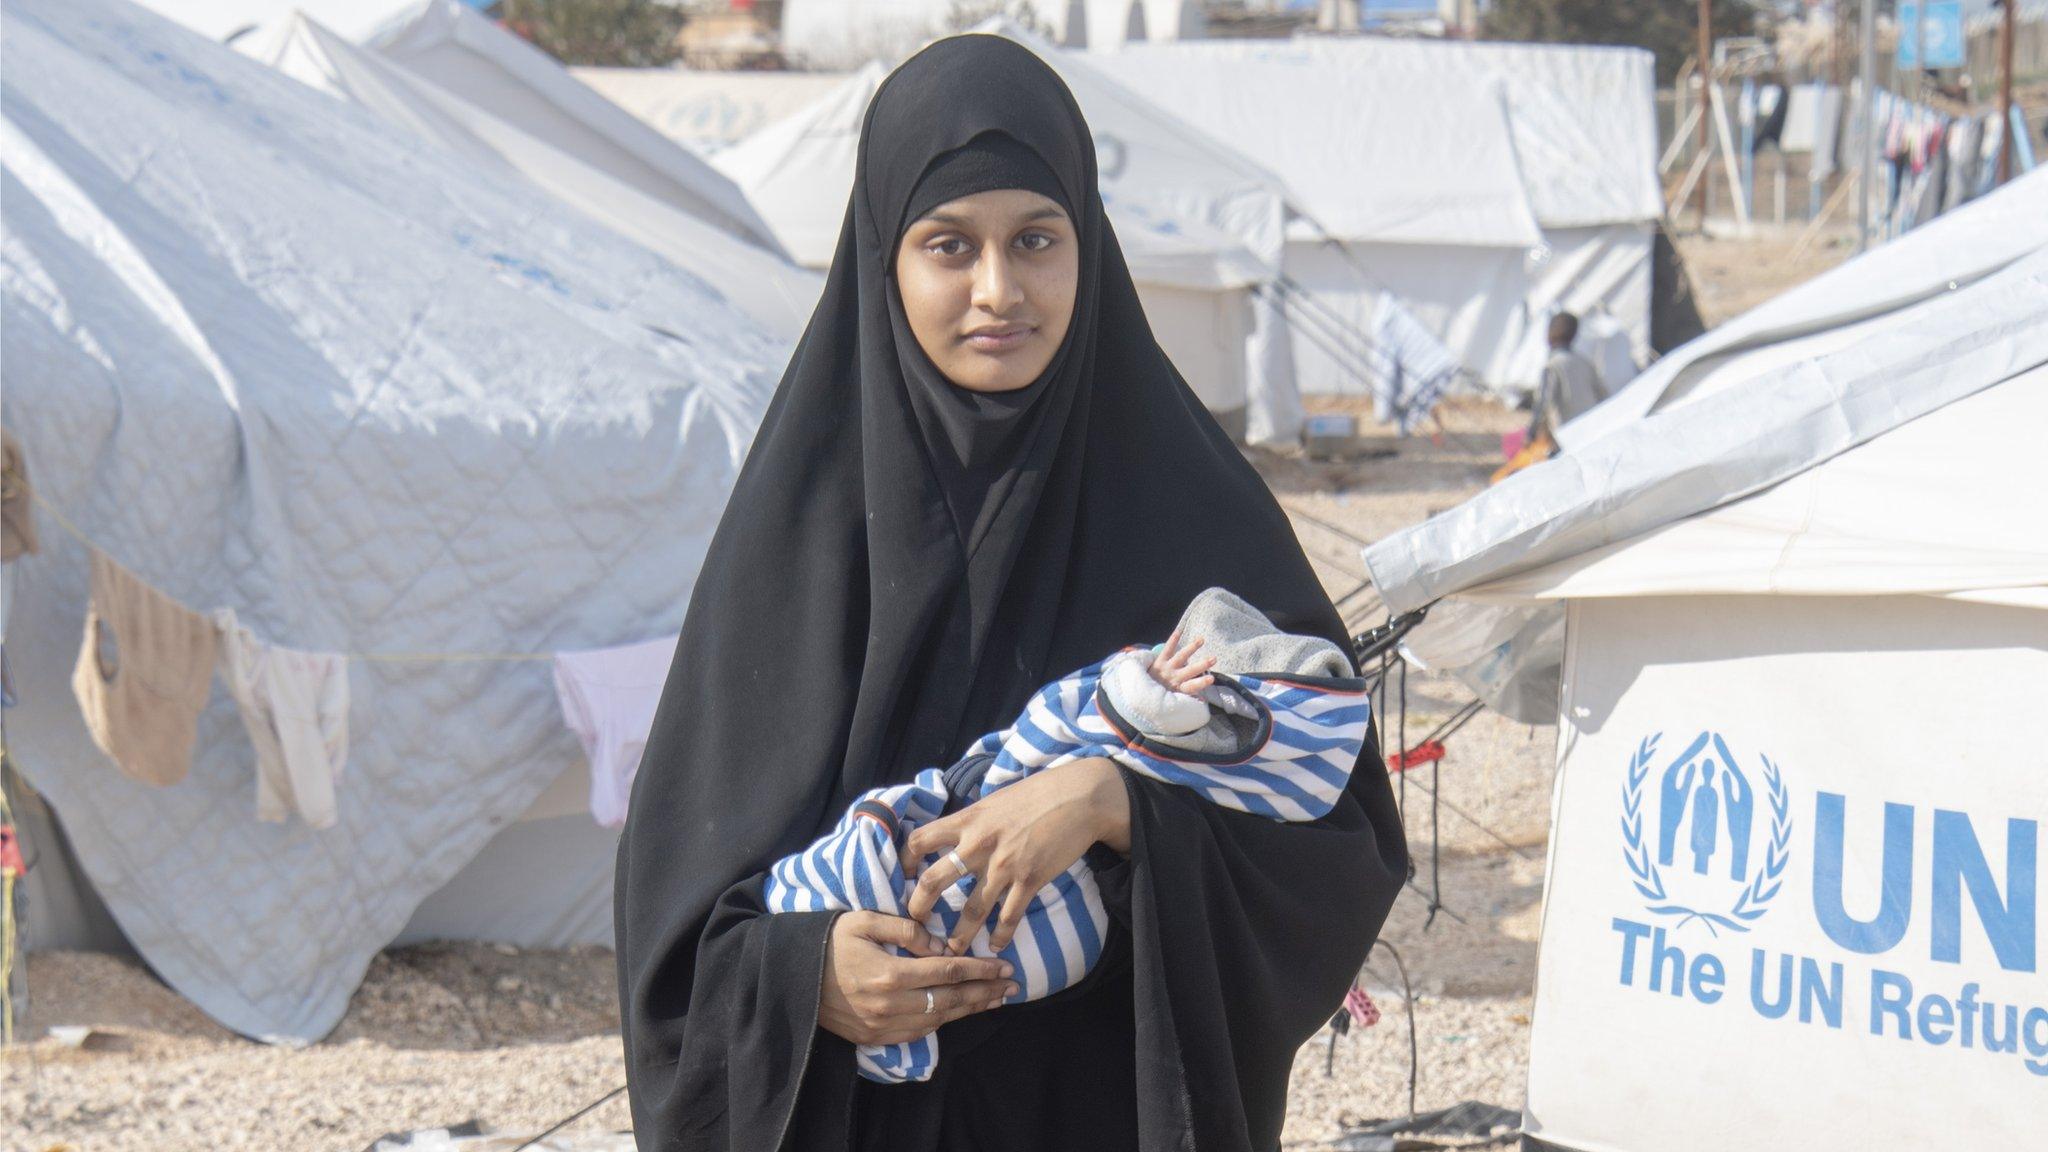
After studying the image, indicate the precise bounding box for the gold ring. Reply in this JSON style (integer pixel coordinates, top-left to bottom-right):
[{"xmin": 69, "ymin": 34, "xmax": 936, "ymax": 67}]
[{"xmin": 945, "ymin": 849, "xmax": 971, "ymax": 879}]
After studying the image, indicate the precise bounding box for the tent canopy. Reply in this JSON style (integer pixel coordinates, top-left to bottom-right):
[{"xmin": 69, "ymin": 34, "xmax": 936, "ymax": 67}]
[
  {"xmin": 138, "ymin": 0, "xmax": 786, "ymax": 254},
  {"xmin": 1101, "ymin": 36, "xmax": 1663, "ymax": 233},
  {"xmin": 132, "ymin": 0, "xmax": 428, "ymax": 41},
  {"xmin": 709, "ymin": 24, "xmax": 1288, "ymax": 436},
  {"xmin": 1084, "ymin": 48, "xmax": 1542, "ymax": 247},
  {"xmin": 1093, "ymin": 36, "xmax": 1660, "ymax": 395},
  {"xmin": 1358, "ymin": 170, "xmax": 2048, "ymax": 720},
  {"xmin": 253, "ymin": 12, "xmax": 820, "ymax": 340},
  {"xmin": 1560, "ymin": 163, "xmax": 2048, "ymax": 450},
  {"xmin": 711, "ymin": 49, "xmax": 1275, "ymax": 290},
  {"xmin": 1469, "ymin": 374, "xmax": 2048, "ymax": 604},
  {"xmin": 3, "ymin": 0, "xmax": 780, "ymax": 1039},
  {"xmin": 363, "ymin": 1, "xmax": 784, "ymax": 253},
  {"xmin": 778, "ymin": 1, "xmax": 1202, "ymax": 66}
]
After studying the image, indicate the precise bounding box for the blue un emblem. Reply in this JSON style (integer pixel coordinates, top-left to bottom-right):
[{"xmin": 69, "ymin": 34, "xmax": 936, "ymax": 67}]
[{"xmin": 1621, "ymin": 732, "xmax": 1792, "ymax": 935}]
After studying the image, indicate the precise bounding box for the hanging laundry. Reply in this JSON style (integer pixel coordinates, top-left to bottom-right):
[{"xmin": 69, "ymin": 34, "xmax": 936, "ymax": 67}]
[
  {"xmin": 1945, "ymin": 116, "xmax": 1979, "ymax": 212},
  {"xmin": 1, "ymin": 429, "xmax": 39, "ymax": 562},
  {"xmin": 71, "ymin": 549, "xmax": 217, "ymax": 787},
  {"xmin": 552, "ymin": 634, "xmax": 678, "ymax": 828},
  {"xmin": 212, "ymin": 608, "xmax": 351, "ymax": 830},
  {"xmin": 1369, "ymin": 295, "xmax": 1457, "ymax": 436},
  {"xmin": 1753, "ymin": 84, "xmax": 1788, "ymax": 153},
  {"xmin": 1343, "ymin": 983, "xmax": 1382, "ymax": 1029}
]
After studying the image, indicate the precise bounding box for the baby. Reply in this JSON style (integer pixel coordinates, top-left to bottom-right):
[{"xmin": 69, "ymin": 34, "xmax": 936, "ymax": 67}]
[{"xmin": 764, "ymin": 586, "xmax": 1370, "ymax": 1083}]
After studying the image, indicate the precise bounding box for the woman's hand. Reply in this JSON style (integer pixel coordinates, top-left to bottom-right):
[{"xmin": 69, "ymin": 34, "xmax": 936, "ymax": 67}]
[
  {"xmin": 818, "ymin": 911, "xmax": 1017, "ymax": 1047},
  {"xmin": 902, "ymin": 757, "xmax": 1131, "ymax": 956}
]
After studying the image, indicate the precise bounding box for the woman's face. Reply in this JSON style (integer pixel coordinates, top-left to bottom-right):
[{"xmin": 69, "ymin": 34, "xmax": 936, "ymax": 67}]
[{"xmin": 894, "ymin": 188, "xmax": 1079, "ymax": 393}]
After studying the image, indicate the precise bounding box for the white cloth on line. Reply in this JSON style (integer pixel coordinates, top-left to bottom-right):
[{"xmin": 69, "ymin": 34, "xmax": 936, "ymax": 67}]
[
  {"xmin": 552, "ymin": 633, "xmax": 678, "ymax": 828},
  {"xmin": 1370, "ymin": 294, "xmax": 1458, "ymax": 435},
  {"xmin": 212, "ymin": 608, "xmax": 351, "ymax": 829}
]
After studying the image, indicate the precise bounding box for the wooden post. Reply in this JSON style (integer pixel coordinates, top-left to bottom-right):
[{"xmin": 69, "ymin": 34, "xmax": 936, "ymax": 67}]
[
  {"xmin": 1695, "ymin": 0, "xmax": 1713, "ymax": 224},
  {"xmin": 1999, "ymin": 0, "xmax": 2018, "ymax": 185}
]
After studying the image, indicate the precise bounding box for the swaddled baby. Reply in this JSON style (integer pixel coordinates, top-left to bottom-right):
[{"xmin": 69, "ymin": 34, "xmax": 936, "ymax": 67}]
[{"xmin": 764, "ymin": 586, "xmax": 1370, "ymax": 1083}]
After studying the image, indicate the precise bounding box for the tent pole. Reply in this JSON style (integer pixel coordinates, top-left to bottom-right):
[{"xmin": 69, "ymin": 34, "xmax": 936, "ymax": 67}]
[
  {"xmin": 1710, "ymin": 81, "xmax": 1752, "ymax": 229},
  {"xmin": 1660, "ymin": 103, "xmax": 1704, "ymax": 174},
  {"xmin": 1998, "ymin": 0, "xmax": 2018, "ymax": 186}
]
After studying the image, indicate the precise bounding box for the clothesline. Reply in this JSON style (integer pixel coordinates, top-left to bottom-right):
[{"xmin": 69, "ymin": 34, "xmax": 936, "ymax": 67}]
[
  {"xmin": 28, "ymin": 491, "xmax": 595, "ymax": 665},
  {"xmin": 18, "ymin": 488, "xmax": 670, "ymax": 833}
]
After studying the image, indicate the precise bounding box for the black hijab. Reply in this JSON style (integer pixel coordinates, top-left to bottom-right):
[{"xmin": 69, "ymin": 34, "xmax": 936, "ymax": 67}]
[{"xmin": 616, "ymin": 33, "xmax": 1407, "ymax": 1152}]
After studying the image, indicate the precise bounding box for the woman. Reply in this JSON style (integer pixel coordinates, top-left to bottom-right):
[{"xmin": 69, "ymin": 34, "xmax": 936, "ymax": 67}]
[{"xmin": 616, "ymin": 34, "xmax": 1408, "ymax": 1151}]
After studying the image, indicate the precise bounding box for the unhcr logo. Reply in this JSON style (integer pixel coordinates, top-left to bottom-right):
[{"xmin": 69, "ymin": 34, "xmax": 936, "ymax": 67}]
[{"xmin": 1621, "ymin": 732, "xmax": 1793, "ymax": 935}]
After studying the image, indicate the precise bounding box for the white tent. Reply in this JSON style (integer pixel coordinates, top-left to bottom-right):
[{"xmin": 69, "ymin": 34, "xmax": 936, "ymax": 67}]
[
  {"xmin": 570, "ymin": 66, "xmax": 850, "ymax": 152},
  {"xmin": 782, "ymin": 0, "xmax": 1080, "ymax": 67},
  {"xmin": 1358, "ymin": 173, "xmax": 2048, "ymax": 1146},
  {"xmin": 135, "ymin": 1, "xmax": 789, "ymax": 255},
  {"xmin": 1100, "ymin": 37, "xmax": 1663, "ymax": 395},
  {"xmin": 360, "ymin": 1, "xmax": 785, "ymax": 254},
  {"xmin": 1082, "ymin": 0, "xmax": 1205, "ymax": 49},
  {"xmin": 779, "ymin": 1, "xmax": 1203, "ymax": 67},
  {"xmin": 250, "ymin": 12, "xmax": 821, "ymax": 341},
  {"xmin": 714, "ymin": 40, "xmax": 1287, "ymax": 438},
  {"xmin": 131, "ymin": 0, "xmax": 426, "ymax": 41},
  {"xmin": 1558, "ymin": 162, "xmax": 2048, "ymax": 452},
  {"xmin": 3, "ymin": 0, "xmax": 783, "ymax": 1039}
]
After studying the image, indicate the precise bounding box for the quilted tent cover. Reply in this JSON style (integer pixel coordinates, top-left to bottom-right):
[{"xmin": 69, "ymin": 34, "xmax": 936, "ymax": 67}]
[{"xmin": 1, "ymin": 0, "xmax": 783, "ymax": 1039}]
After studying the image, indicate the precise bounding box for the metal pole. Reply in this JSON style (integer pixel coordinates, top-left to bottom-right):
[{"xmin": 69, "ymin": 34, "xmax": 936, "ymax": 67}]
[
  {"xmin": 1695, "ymin": 0, "xmax": 1713, "ymax": 225},
  {"xmin": 1999, "ymin": 0, "xmax": 2018, "ymax": 185},
  {"xmin": 1858, "ymin": 0, "xmax": 1877, "ymax": 251}
]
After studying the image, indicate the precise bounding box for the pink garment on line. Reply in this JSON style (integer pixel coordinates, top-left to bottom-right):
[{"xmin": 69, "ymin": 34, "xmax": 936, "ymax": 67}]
[{"xmin": 552, "ymin": 634, "xmax": 678, "ymax": 828}]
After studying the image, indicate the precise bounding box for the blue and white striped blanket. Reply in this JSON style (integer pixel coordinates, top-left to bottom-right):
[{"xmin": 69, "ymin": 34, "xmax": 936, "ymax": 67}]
[{"xmin": 766, "ymin": 645, "xmax": 1370, "ymax": 1083}]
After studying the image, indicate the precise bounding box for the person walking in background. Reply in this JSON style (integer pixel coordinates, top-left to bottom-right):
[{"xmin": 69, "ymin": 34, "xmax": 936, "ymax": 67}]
[
  {"xmin": 1530, "ymin": 311, "xmax": 1610, "ymax": 440},
  {"xmin": 1494, "ymin": 311, "xmax": 1610, "ymax": 484}
]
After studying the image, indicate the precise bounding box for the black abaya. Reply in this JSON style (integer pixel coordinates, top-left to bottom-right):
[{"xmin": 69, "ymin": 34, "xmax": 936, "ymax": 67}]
[{"xmin": 615, "ymin": 33, "xmax": 1408, "ymax": 1152}]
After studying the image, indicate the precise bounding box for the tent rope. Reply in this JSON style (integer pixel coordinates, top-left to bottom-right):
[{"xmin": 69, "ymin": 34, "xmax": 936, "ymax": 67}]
[
  {"xmin": 506, "ymin": 1084, "xmax": 627, "ymax": 1151},
  {"xmin": 28, "ymin": 491, "xmax": 581, "ymax": 664}
]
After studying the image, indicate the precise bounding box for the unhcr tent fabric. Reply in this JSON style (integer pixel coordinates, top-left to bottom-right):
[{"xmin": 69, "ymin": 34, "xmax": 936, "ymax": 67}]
[
  {"xmin": 1360, "ymin": 169, "xmax": 2048, "ymax": 723},
  {"xmin": 1079, "ymin": 51, "xmax": 1541, "ymax": 248},
  {"xmin": 570, "ymin": 66, "xmax": 849, "ymax": 151},
  {"xmin": 1560, "ymin": 163, "xmax": 2048, "ymax": 450},
  {"xmin": 1499, "ymin": 376, "xmax": 2048, "ymax": 1151},
  {"xmin": 1528, "ymin": 588, "xmax": 2048, "ymax": 1150},
  {"xmin": 1100, "ymin": 37, "xmax": 1661, "ymax": 392},
  {"xmin": 1472, "ymin": 377, "xmax": 2048, "ymax": 603},
  {"xmin": 250, "ymin": 12, "xmax": 821, "ymax": 341},
  {"xmin": 1102, "ymin": 37, "xmax": 1662, "ymax": 230},
  {"xmin": 1352, "ymin": 167, "xmax": 2048, "ymax": 1150},
  {"xmin": 710, "ymin": 56, "xmax": 1275, "ymax": 286},
  {"xmin": 1, "ymin": 0, "xmax": 780, "ymax": 1039}
]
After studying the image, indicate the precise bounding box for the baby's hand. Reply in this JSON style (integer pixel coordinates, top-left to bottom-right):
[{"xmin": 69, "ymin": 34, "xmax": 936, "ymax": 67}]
[{"xmin": 1148, "ymin": 628, "xmax": 1217, "ymax": 696}]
